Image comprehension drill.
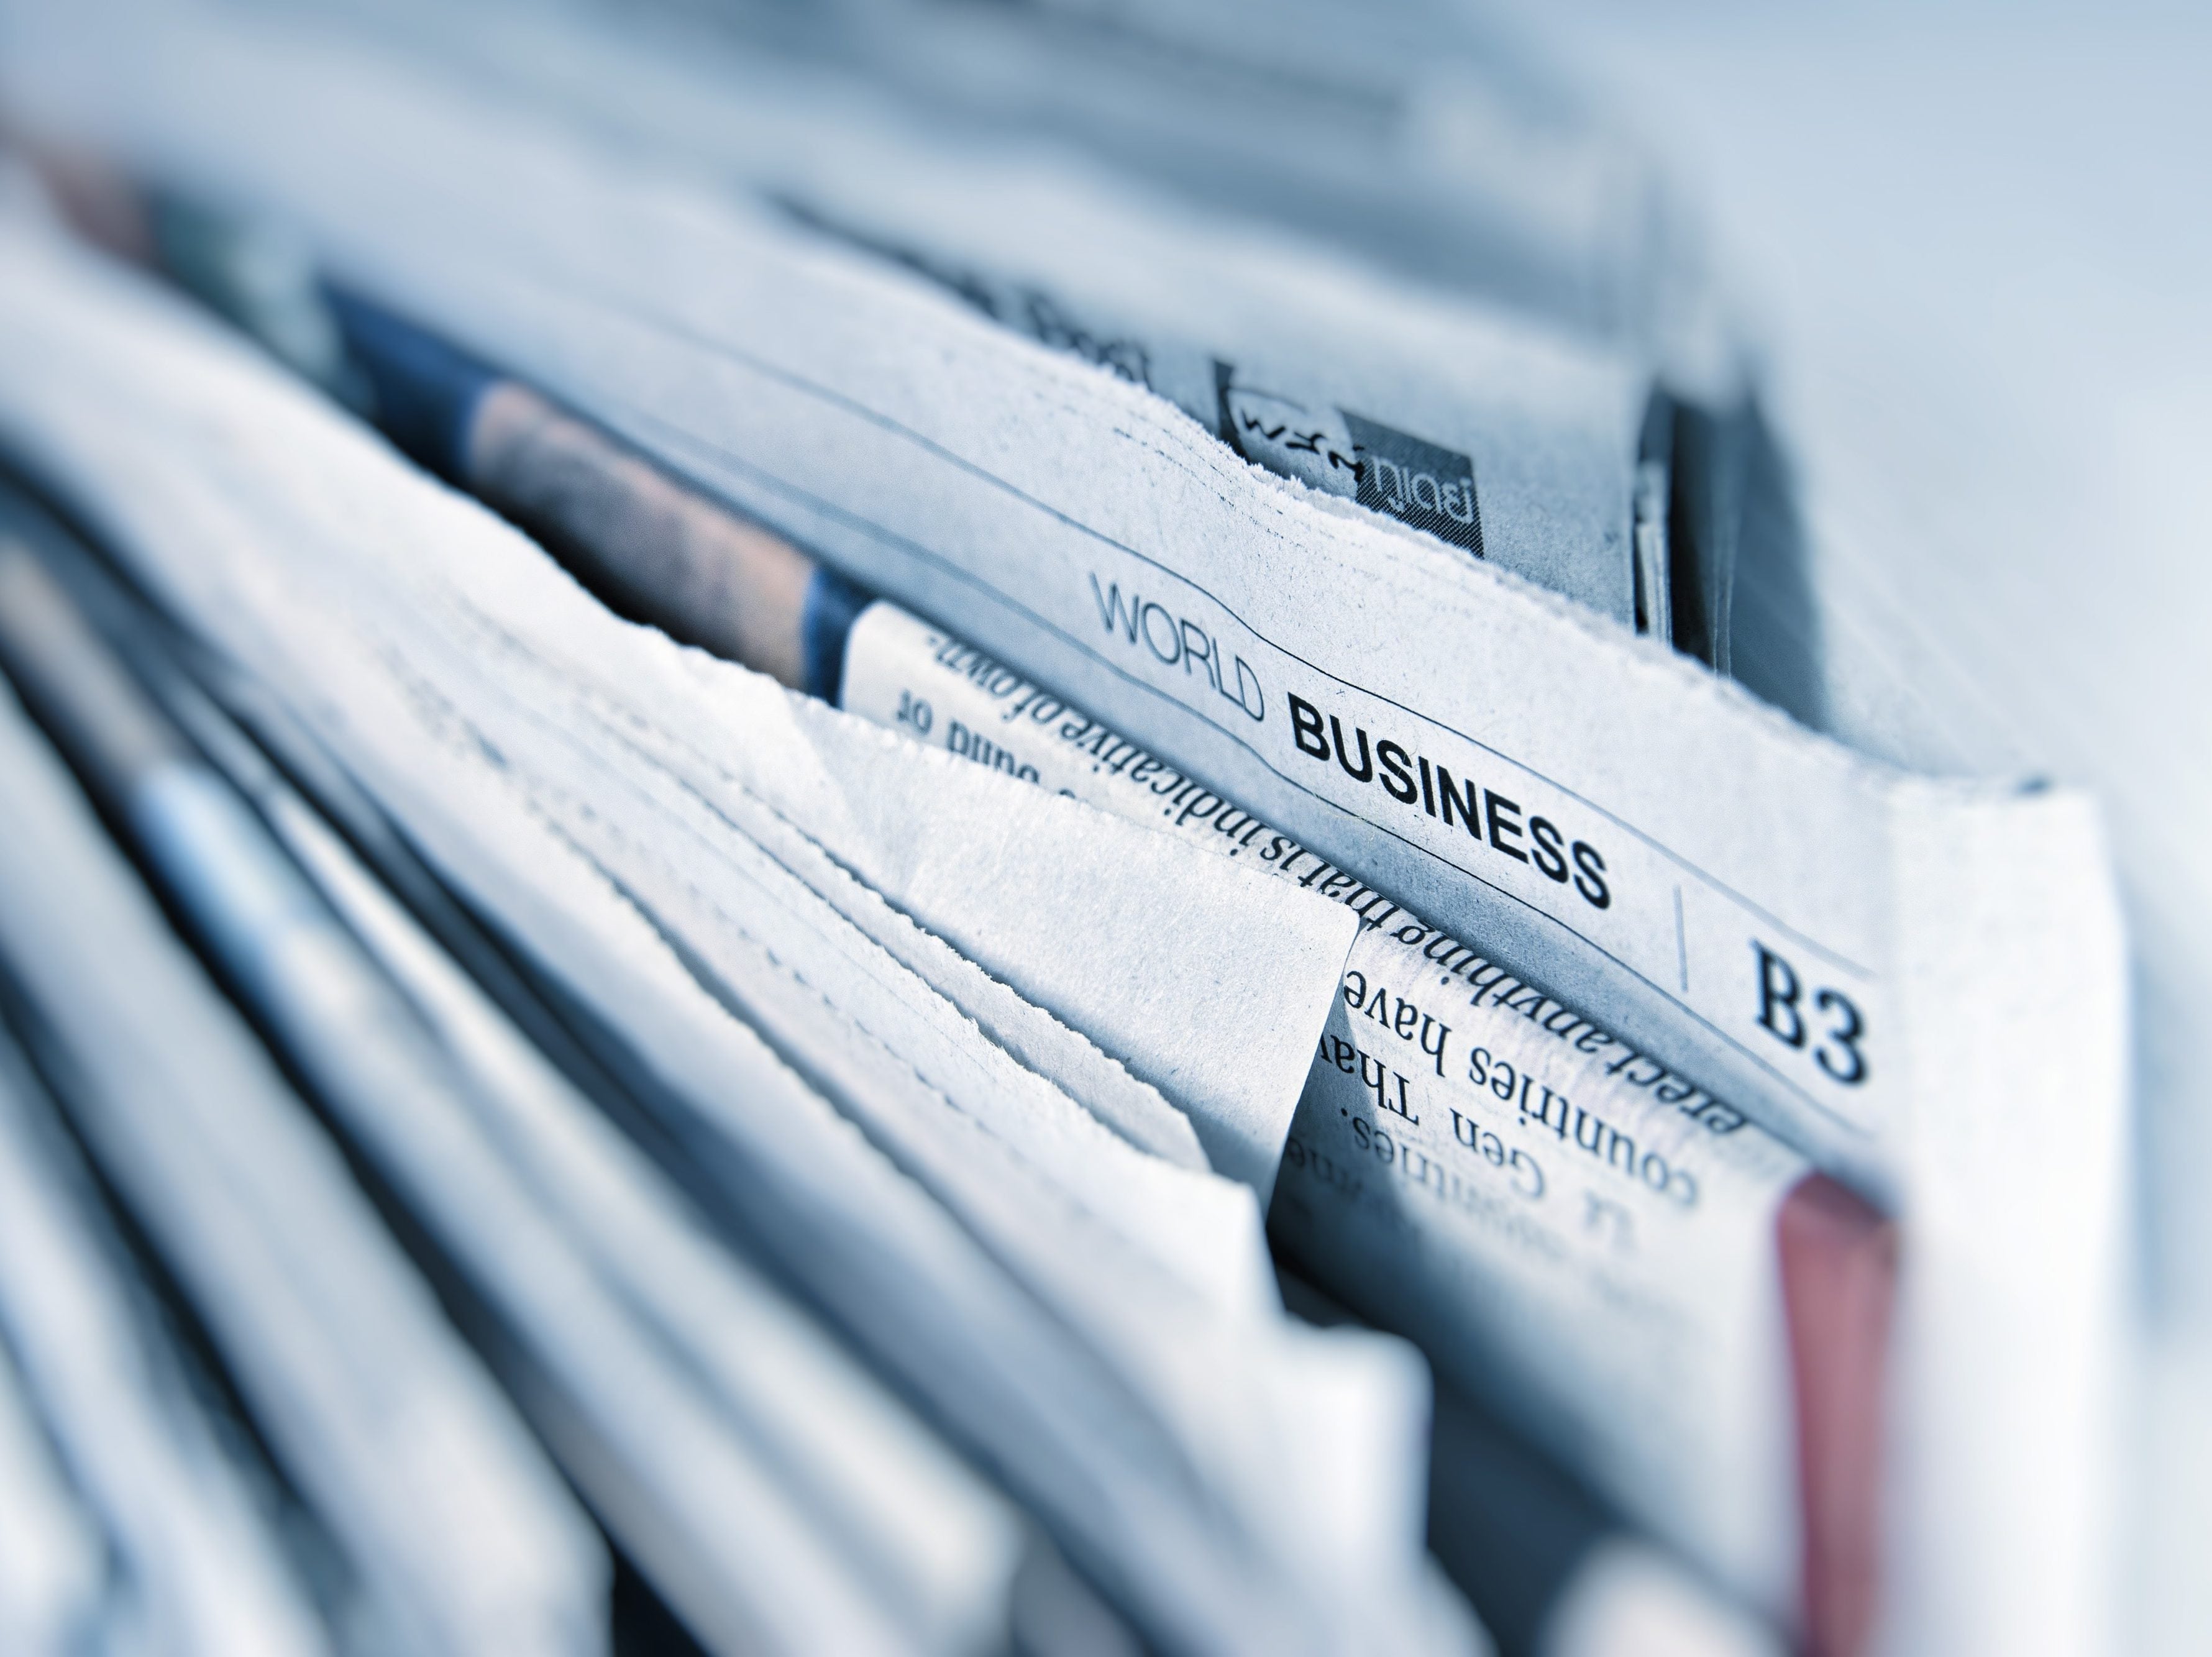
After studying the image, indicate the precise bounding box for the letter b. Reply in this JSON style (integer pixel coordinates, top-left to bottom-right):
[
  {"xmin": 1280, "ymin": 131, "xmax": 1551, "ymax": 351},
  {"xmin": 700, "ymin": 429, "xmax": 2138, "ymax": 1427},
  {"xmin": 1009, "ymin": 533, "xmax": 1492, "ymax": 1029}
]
[
  {"xmin": 1288, "ymin": 694, "xmax": 1330, "ymax": 761},
  {"xmin": 1755, "ymin": 943, "xmax": 1806, "ymax": 1048}
]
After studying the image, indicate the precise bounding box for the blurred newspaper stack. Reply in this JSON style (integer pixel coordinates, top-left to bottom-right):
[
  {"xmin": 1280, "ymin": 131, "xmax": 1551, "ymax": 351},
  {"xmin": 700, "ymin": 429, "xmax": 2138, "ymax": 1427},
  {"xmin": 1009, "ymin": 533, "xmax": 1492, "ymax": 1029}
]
[{"xmin": 0, "ymin": 2, "xmax": 2158, "ymax": 1655}]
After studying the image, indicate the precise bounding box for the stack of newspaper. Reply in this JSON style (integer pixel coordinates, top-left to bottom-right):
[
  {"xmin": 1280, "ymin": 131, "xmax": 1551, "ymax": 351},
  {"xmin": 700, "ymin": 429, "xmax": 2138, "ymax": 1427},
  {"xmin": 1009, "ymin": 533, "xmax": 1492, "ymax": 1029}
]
[{"xmin": 0, "ymin": 1, "xmax": 2148, "ymax": 1653}]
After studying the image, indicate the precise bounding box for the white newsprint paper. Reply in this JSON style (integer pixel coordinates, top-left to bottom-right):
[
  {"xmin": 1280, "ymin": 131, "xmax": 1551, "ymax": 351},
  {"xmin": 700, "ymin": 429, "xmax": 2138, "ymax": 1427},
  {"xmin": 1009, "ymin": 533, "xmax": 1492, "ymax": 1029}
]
[
  {"xmin": 0, "ymin": 7, "xmax": 2134, "ymax": 1650},
  {"xmin": 0, "ymin": 1218, "xmax": 104, "ymax": 1657},
  {"xmin": 252, "ymin": 763, "xmax": 1030, "ymax": 1657},
  {"xmin": 0, "ymin": 996, "xmax": 328, "ymax": 1657},
  {"xmin": 540, "ymin": 0, "xmax": 1698, "ymax": 359},
  {"xmin": 0, "ymin": 208, "xmax": 1468, "ymax": 1657},
  {"xmin": 278, "ymin": 0, "xmax": 1660, "ymax": 631},
  {"xmin": 0, "ymin": 668, "xmax": 608, "ymax": 1657},
  {"xmin": 840, "ymin": 597, "xmax": 1813, "ymax": 1608}
]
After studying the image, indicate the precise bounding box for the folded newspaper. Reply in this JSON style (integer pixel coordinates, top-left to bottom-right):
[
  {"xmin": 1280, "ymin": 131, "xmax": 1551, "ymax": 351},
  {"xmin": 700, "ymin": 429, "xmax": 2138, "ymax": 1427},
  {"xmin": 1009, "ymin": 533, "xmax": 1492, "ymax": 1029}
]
[{"xmin": 0, "ymin": 2, "xmax": 2153, "ymax": 1655}]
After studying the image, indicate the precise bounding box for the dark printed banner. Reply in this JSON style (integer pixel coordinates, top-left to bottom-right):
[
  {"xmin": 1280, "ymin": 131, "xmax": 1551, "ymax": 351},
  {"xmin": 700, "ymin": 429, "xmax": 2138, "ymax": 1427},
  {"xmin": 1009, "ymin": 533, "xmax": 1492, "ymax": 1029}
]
[{"xmin": 1345, "ymin": 410, "xmax": 1484, "ymax": 558}]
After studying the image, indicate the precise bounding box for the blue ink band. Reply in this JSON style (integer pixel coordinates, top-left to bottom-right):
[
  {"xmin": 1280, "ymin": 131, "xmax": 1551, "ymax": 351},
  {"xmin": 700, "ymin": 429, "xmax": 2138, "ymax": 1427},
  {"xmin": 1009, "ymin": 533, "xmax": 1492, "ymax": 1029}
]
[
  {"xmin": 324, "ymin": 288, "xmax": 497, "ymax": 482},
  {"xmin": 800, "ymin": 567, "xmax": 875, "ymax": 705}
]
